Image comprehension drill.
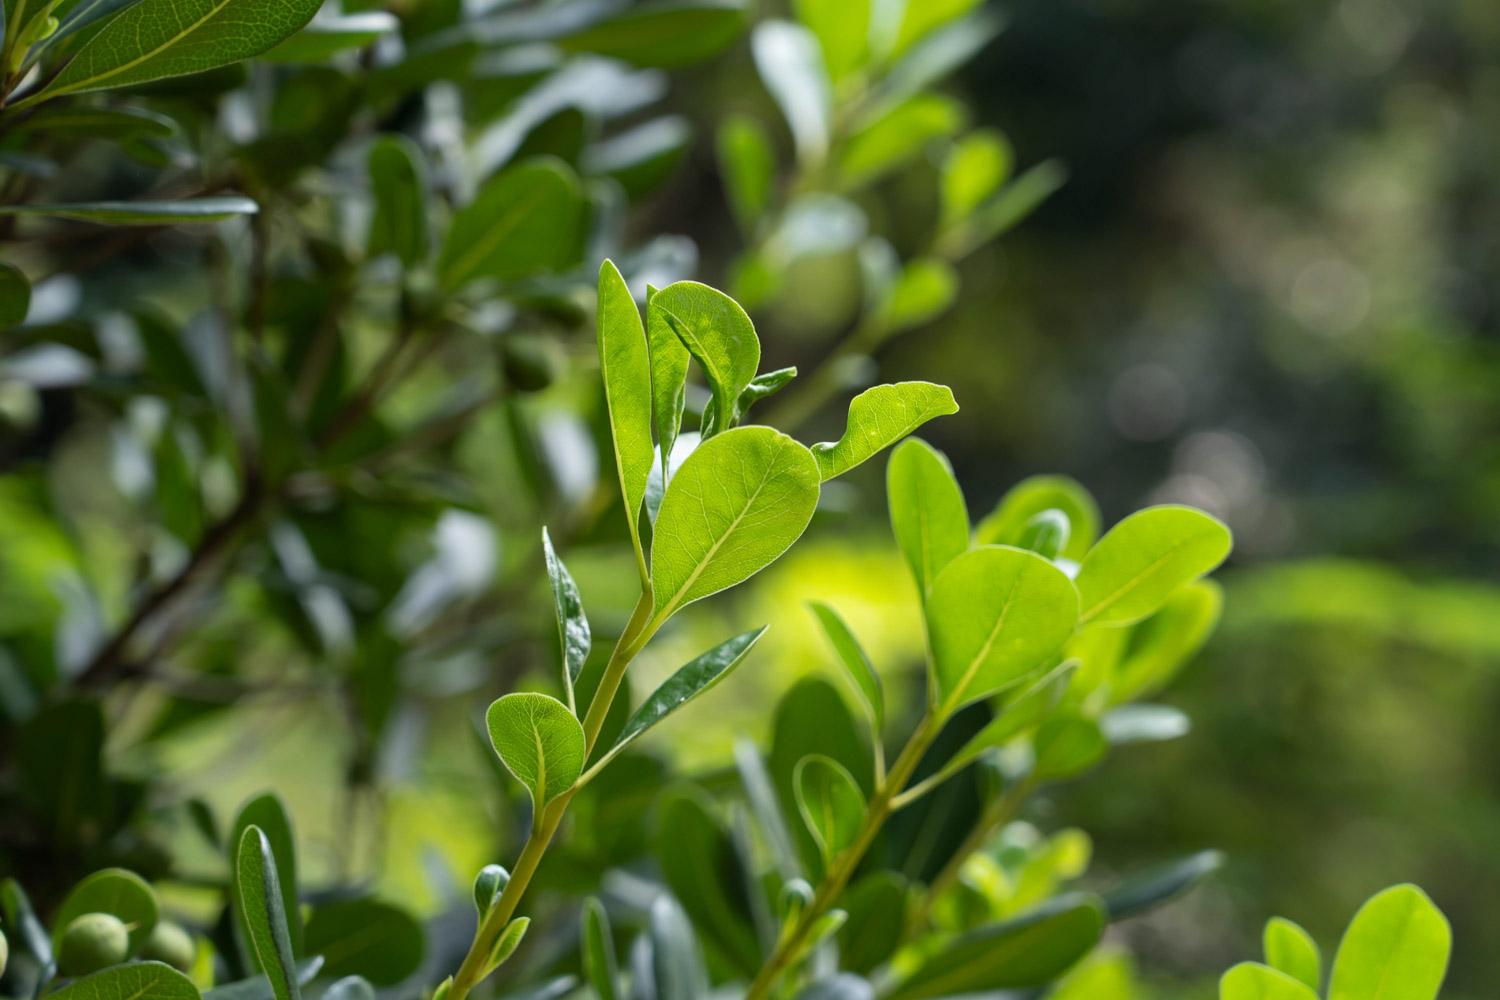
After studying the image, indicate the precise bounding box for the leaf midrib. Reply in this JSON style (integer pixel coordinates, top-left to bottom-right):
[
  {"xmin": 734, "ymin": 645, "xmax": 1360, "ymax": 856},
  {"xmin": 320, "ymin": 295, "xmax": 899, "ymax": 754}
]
[
  {"xmin": 942, "ymin": 560, "xmax": 1025, "ymax": 713},
  {"xmin": 447, "ymin": 174, "xmax": 554, "ymax": 285},
  {"xmin": 1079, "ymin": 531, "xmax": 1206, "ymax": 625},
  {"xmin": 55, "ymin": 0, "xmax": 240, "ymax": 95}
]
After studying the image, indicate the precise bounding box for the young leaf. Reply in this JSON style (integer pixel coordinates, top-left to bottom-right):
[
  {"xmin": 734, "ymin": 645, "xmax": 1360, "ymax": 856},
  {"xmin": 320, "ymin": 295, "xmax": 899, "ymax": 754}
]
[
  {"xmin": 597, "ymin": 259, "xmax": 654, "ymax": 575},
  {"xmin": 0, "ymin": 198, "xmax": 257, "ymax": 224},
  {"xmin": 811, "ymin": 383, "xmax": 958, "ymax": 481},
  {"xmin": 589, "ymin": 627, "xmax": 767, "ymax": 775},
  {"xmin": 41, "ymin": 0, "xmax": 321, "ymax": 97},
  {"xmin": 716, "ymin": 114, "xmax": 774, "ymax": 235},
  {"xmin": 806, "ymin": 601, "xmax": 883, "ymax": 731},
  {"xmin": 486, "ymin": 692, "xmax": 586, "ymax": 807},
  {"xmin": 644, "ymin": 283, "xmax": 691, "ymax": 477},
  {"xmin": 975, "ymin": 475, "xmax": 1100, "ymax": 562},
  {"xmin": 735, "ymin": 367, "xmax": 797, "ymax": 424},
  {"xmin": 941, "ymin": 130, "xmax": 1013, "ymax": 230},
  {"xmin": 1017, "ymin": 509, "xmax": 1070, "ymax": 561},
  {"xmin": 51, "ymin": 868, "xmax": 159, "ymax": 956},
  {"xmin": 926, "ymin": 546, "xmax": 1079, "ymax": 713},
  {"xmin": 582, "ymin": 899, "xmax": 619, "ymax": 1000},
  {"xmin": 235, "ymin": 827, "xmax": 300, "ymax": 1000},
  {"xmin": 366, "ymin": 135, "xmax": 427, "ymax": 267},
  {"xmin": 542, "ymin": 527, "xmax": 591, "ymax": 711},
  {"xmin": 751, "ymin": 20, "xmax": 831, "ymax": 166},
  {"xmin": 837, "ymin": 94, "xmax": 964, "ymax": 191},
  {"xmin": 884, "ymin": 893, "xmax": 1106, "ymax": 1000},
  {"xmin": 303, "ymin": 899, "xmax": 423, "ymax": 986},
  {"xmin": 45, "ymin": 962, "xmax": 201, "ymax": 1000},
  {"xmin": 793, "ymin": 0, "xmax": 868, "ymax": 81},
  {"xmin": 0, "ymin": 262, "xmax": 30, "ymax": 328},
  {"xmin": 438, "ymin": 158, "xmax": 582, "ymax": 288},
  {"xmin": 1264, "ymin": 918, "xmax": 1321, "ymax": 993},
  {"xmin": 649, "ymin": 282, "xmax": 759, "ymax": 440},
  {"xmin": 1031, "ymin": 713, "xmax": 1106, "ymax": 781},
  {"xmin": 1220, "ymin": 963, "xmax": 1320, "ymax": 1000},
  {"xmin": 650, "ymin": 426, "xmax": 820, "ymax": 620},
  {"xmin": 1111, "ymin": 579, "xmax": 1222, "ymax": 703},
  {"xmin": 1328, "ymin": 884, "xmax": 1450, "ymax": 1000},
  {"xmin": 230, "ymin": 793, "xmax": 301, "ymax": 961},
  {"xmin": 485, "ymin": 918, "xmax": 529, "ymax": 972},
  {"xmin": 1075, "ymin": 506, "xmax": 1232, "ymax": 628},
  {"xmin": 794, "ymin": 754, "xmax": 866, "ymax": 862},
  {"xmin": 559, "ymin": 0, "xmax": 747, "ymax": 69},
  {"xmin": 473, "ymin": 865, "xmax": 509, "ymax": 918},
  {"xmin": 886, "ymin": 438, "xmax": 969, "ymax": 601},
  {"xmin": 1101, "ymin": 850, "xmax": 1223, "ymax": 922}
]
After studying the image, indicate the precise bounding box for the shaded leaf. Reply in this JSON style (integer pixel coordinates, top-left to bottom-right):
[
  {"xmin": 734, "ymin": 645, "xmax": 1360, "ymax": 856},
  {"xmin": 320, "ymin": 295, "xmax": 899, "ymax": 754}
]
[
  {"xmin": 654, "ymin": 788, "xmax": 761, "ymax": 977},
  {"xmin": 806, "ymin": 601, "xmax": 882, "ymax": 730},
  {"xmin": 0, "ymin": 261, "xmax": 32, "ymax": 328},
  {"xmin": 230, "ymin": 793, "xmax": 301, "ymax": 962},
  {"xmin": 366, "ymin": 134, "xmax": 427, "ymax": 267},
  {"xmin": 51, "ymin": 868, "xmax": 159, "ymax": 956},
  {"xmin": 0, "ymin": 198, "xmax": 257, "ymax": 224},
  {"xmin": 303, "ymin": 899, "xmax": 423, "ymax": 986},
  {"xmin": 794, "ymin": 754, "xmax": 865, "ymax": 862},
  {"xmin": 839, "ymin": 874, "xmax": 905, "ymax": 975},
  {"xmin": 1101, "ymin": 850, "xmax": 1223, "ymax": 922},
  {"xmin": 581, "ymin": 899, "xmax": 619, "ymax": 1000},
  {"xmin": 439, "ymin": 157, "xmax": 582, "ymax": 288},
  {"xmin": 716, "ymin": 114, "xmax": 774, "ymax": 235},
  {"xmin": 264, "ymin": 12, "xmax": 396, "ymax": 63},
  {"xmin": 46, "ymin": 962, "xmax": 200, "ymax": 1000},
  {"xmin": 560, "ymin": 0, "xmax": 745, "ymax": 69},
  {"xmin": 1031, "ymin": 713, "xmax": 1106, "ymax": 781}
]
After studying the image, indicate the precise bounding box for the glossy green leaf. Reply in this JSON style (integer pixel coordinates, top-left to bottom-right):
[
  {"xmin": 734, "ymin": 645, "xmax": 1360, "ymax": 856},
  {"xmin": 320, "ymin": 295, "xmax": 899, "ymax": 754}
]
[
  {"xmin": 0, "ymin": 198, "xmax": 257, "ymax": 224},
  {"xmin": 1328, "ymin": 884, "xmax": 1450, "ymax": 1000},
  {"xmin": 717, "ymin": 114, "xmax": 775, "ymax": 235},
  {"xmin": 975, "ymin": 475, "xmax": 1099, "ymax": 562},
  {"xmin": 486, "ymin": 918, "xmax": 528, "ymax": 972},
  {"xmin": 655, "ymin": 788, "xmax": 761, "ymax": 976},
  {"xmin": 22, "ymin": 104, "xmax": 175, "ymax": 139},
  {"xmin": 43, "ymin": 0, "xmax": 321, "ymax": 96},
  {"xmin": 883, "ymin": 259, "xmax": 957, "ymax": 334},
  {"xmin": 581, "ymin": 898, "xmax": 619, "ymax": 1000},
  {"xmin": 839, "ymin": 873, "xmax": 905, "ymax": 975},
  {"xmin": 597, "ymin": 258, "xmax": 653, "ymax": 569},
  {"xmin": 473, "ymin": 865, "xmax": 509, "ymax": 918},
  {"xmin": 648, "ymin": 893, "xmax": 708, "ymax": 1000},
  {"xmin": 263, "ymin": 12, "xmax": 396, "ymax": 63},
  {"xmin": 46, "ymin": 962, "xmax": 201, "ymax": 1000},
  {"xmin": 51, "ymin": 868, "xmax": 159, "ymax": 956},
  {"xmin": 794, "ymin": 754, "xmax": 866, "ymax": 862},
  {"xmin": 1101, "ymin": 850, "xmax": 1223, "ymax": 922},
  {"xmin": 650, "ymin": 426, "xmax": 820, "ymax": 620},
  {"xmin": 752, "ymin": 20, "xmax": 831, "ymax": 166},
  {"xmin": 926, "ymin": 546, "xmax": 1079, "ymax": 712},
  {"xmin": 303, "ymin": 899, "xmax": 423, "ymax": 986},
  {"xmin": 812, "ymin": 382, "xmax": 958, "ymax": 481},
  {"xmin": 230, "ymin": 793, "xmax": 301, "ymax": 961},
  {"xmin": 1075, "ymin": 506, "xmax": 1232, "ymax": 628},
  {"xmin": 885, "ymin": 893, "xmax": 1106, "ymax": 1000},
  {"xmin": 1031, "ymin": 713, "xmax": 1106, "ymax": 780},
  {"xmin": 438, "ymin": 157, "xmax": 582, "ymax": 288},
  {"xmin": 1221, "ymin": 963, "xmax": 1320, "ymax": 1000},
  {"xmin": 793, "ymin": 0, "xmax": 867, "ymax": 81},
  {"xmin": 649, "ymin": 281, "xmax": 759, "ymax": 439},
  {"xmin": 938, "ymin": 660, "xmax": 1077, "ymax": 781},
  {"xmin": 487, "ymin": 693, "xmax": 585, "ymax": 806},
  {"xmin": 366, "ymin": 135, "xmax": 427, "ymax": 267},
  {"xmin": 1099, "ymin": 704, "xmax": 1190, "ymax": 745},
  {"xmin": 0, "ymin": 262, "xmax": 29, "ymax": 328},
  {"xmin": 542, "ymin": 527, "xmax": 591, "ymax": 710},
  {"xmin": 1264, "ymin": 918, "xmax": 1321, "ymax": 993},
  {"xmin": 806, "ymin": 601, "xmax": 882, "ymax": 730},
  {"xmin": 235, "ymin": 826, "xmax": 300, "ymax": 1000},
  {"xmin": 941, "ymin": 130, "xmax": 1012, "ymax": 230},
  {"xmin": 838, "ymin": 94, "xmax": 963, "ymax": 191},
  {"xmin": 560, "ymin": 0, "xmax": 746, "ymax": 69},
  {"xmin": 44, "ymin": 0, "xmax": 142, "ymax": 53},
  {"xmin": 1112, "ymin": 579, "xmax": 1223, "ymax": 703},
  {"xmin": 886, "ymin": 438, "xmax": 969, "ymax": 602}
]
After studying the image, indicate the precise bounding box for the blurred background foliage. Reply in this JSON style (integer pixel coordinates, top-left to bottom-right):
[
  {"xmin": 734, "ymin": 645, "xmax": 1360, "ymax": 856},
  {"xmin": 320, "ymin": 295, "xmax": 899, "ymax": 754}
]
[{"xmin": 1, "ymin": 0, "xmax": 1497, "ymax": 997}]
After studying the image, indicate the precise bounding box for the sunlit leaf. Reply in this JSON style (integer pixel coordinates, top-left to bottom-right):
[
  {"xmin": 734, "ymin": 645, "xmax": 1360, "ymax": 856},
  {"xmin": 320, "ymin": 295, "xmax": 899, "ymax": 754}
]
[
  {"xmin": 542, "ymin": 527, "xmax": 591, "ymax": 710},
  {"xmin": 1328, "ymin": 884, "xmax": 1450, "ymax": 1000},
  {"xmin": 649, "ymin": 281, "xmax": 759, "ymax": 439},
  {"xmin": 486, "ymin": 692, "xmax": 586, "ymax": 806},
  {"xmin": 812, "ymin": 383, "xmax": 958, "ymax": 480},
  {"xmin": 942, "ymin": 130, "xmax": 1012, "ymax": 230},
  {"xmin": 1075, "ymin": 506, "xmax": 1232, "ymax": 628},
  {"xmin": 1264, "ymin": 917, "xmax": 1321, "ymax": 993},
  {"xmin": 1220, "ymin": 963, "xmax": 1319, "ymax": 1000},
  {"xmin": 975, "ymin": 475, "xmax": 1099, "ymax": 562},
  {"xmin": 837, "ymin": 94, "xmax": 963, "ymax": 191},
  {"xmin": 792, "ymin": 0, "xmax": 867, "ymax": 81},
  {"xmin": 886, "ymin": 438, "xmax": 969, "ymax": 602},
  {"xmin": 752, "ymin": 20, "xmax": 831, "ymax": 166},
  {"xmin": 1031, "ymin": 713, "xmax": 1106, "ymax": 780}
]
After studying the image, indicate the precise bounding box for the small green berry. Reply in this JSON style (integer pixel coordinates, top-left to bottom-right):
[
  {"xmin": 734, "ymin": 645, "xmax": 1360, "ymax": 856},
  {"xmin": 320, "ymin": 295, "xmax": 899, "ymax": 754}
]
[
  {"xmin": 58, "ymin": 913, "xmax": 129, "ymax": 977},
  {"xmin": 139, "ymin": 920, "xmax": 194, "ymax": 973}
]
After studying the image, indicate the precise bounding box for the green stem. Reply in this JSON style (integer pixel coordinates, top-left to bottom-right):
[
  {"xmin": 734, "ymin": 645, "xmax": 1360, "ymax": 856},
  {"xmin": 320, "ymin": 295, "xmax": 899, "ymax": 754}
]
[{"xmin": 743, "ymin": 709, "xmax": 943, "ymax": 1000}]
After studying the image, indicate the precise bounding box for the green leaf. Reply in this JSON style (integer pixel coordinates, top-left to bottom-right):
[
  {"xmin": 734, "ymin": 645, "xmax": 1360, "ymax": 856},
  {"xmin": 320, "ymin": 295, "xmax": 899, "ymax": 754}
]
[
  {"xmin": 1328, "ymin": 884, "xmax": 1450, "ymax": 1000},
  {"xmin": 0, "ymin": 197, "xmax": 257, "ymax": 224},
  {"xmin": 650, "ymin": 426, "xmax": 820, "ymax": 620},
  {"xmin": 752, "ymin": 20, "xmax": 831, "ymax": 166},
  {"xmin": 1221, "ymin": 963, "xmax": 1321, "ymax": 1000},
  {"xmin": 735, "ymin": 366, "xmax": 797, "ymax": 424},
  {"xmin": 473, "ymin": 865, "xmax": 509, "ymax": 918},
  {"xmin": 0, "ymin": 262, "xmax": 31, "ymax": 328},
  {"xmin": 646, "ymin": 284, "xmax": 691, "ymax": 477},
  {"xmin": 45, "ymin": 962, "xmax": 201, "ymax": 1000},
  {"xmin": 734, "ymin": 738, "xmax": 804, "ymax": 881},
  {"xmin": 542, "ymin": 527, "xmax": 591, "ymax": 711},
  {"xmin": 43, "ymin": 0, "xmax": 321, "ymax": 96},
  {"xmin": 926, "ymin": 546, "xmax": 1079, "ymax": 713},
  {"xmin": 1111, "ymin": 579, "xmax": 1222, "ymax": 703},
  {"xmin": 485, "ymin": 918, "xmax": 528, "ymax": 972},
  {"xmin": 793, "ymin": 0, "xmax": 867, "ymax": 81},
  {"xmin": 839, "ymin": 873, "xmax": 905, "ymax": 975},
  {"xmin": 941, "ymin": 130, "xmax": 1013, "ymax": 230},
  {"xmin": 592, "ymin": 627, "xmax": 767, "ymax": 775},
  {"xmin": 263, "ymin": 12, "xmax": 396, "ymax": 63},
  {"xmin": 882, "ymin": 259, "xmax": 957, "ymax": 335},
  {"xmin": 812, "ymin": 383, "xmax": 958, "ymax": 481},
  {"xmin": 581, "ymin": 899, "xmax": 619, "ymax": 1000},
  {"xmin": 201, "ymin": 960, "xmax": 323, "ymax": 1000},
  {"xmin": 716, "ymin": 114, "xmax": 775, "ymax": 235},
  {"xmin": 1100, "ymin": 850, "xmax": 1223, "ymax": 922},
  {"xmin": 45, "ymin": 0, "xmax": 142, "ymax": 53},
  {"xmin": 320, "ymin": 978, "xmax": 374, "ymax": 1000},
  {"xmin": 559, "ymin": 0, "xmax": 746, "ymax": 69},
  {"xmin": 942, "ymin": 159, "xmax": 1067, "ymax": 257},
  {"xmin": 597, "ymin": 258, "xmax": 653, "ymax": 572},
  {"xmin": 938, "ymin": 660, "xmax": 1077, "ymax": 781},
  {"xmin": 806, "ymin": 601, "xmax": 883, "ymax": 731},
  {"xmin": 1016, "ymin": 509, "xmax": 1070, "ymax": 561},
  {"xmin": 1031, "ymin": 713, "xmax": 1106, "ymax": 781},
  {"xmin": 22, "ymin": 104, "xmax": 175, "ymax": 139},
  {"xmin": 648, "ymin": 893, "xmax": 709, "ymax": 1000},
  {"xmin": 890, "ymin": 0, "xmax": 982, "ymax": 57},
  {"xmin": 438, "ymin": 157, "xmax": 582, "ymax": 288},
  {"xmin": 2, "ymin": 878, "xmax": 52, "ymax": 963},
  {"xmin": 838, "ymin": 94, "xmax": 963, "ymax": 191},
  {"xmin": 793, "ymin": 975, "xmax": 871, "ymax": 1000},
  {"xmin": 794, "ymin": 754, "xmax": 866, "ymax": 862},
  {"xmin": 975, "ymin": 475, "xmax": 1099, "ymax": 562},
  {"xmin": 648, "ymin": 281, "xmax": 759, "ymax": 440},
  {"xmin": 366, "ymin": 135, "xmax": 427, "ymax": 267},
  {"xmin": 486, "ymin": 692, "xmax": 586, "ymax": 806},
  {"xmin": 655, "ymin": 788, "xmax": 762, "ymax": 977},
  {"xmin": 235, "ymin": 827, "xmax": 300, "ymax": 1000},
  {"xmin": 51, "ymin": 868, "xmax": 159, "ymax": 956},
  {"xmin": 885, "ymin": 893, "xmax": 1106, "ymax": 1000},
  {"xmin": 886, "ymin": 438, "xmax": 969, "ymax": 602},
  {"xmin": 230, "ymin": 793, "xmax": 301, "ymax": 962},
  {"xmin": 1075, "ymin": 505, "xmax": 1232, "ymax": 628},
  {"xmin": 1264, "ymin": 918, "xmax": 1321, "ymax": 993},
  {"xmin": 303, "ymin": 899, "xmax": 423, "ymax": 986},
  {"xmin": 769, "ymin": 678, "xmax": 870, "ymax": 876}
]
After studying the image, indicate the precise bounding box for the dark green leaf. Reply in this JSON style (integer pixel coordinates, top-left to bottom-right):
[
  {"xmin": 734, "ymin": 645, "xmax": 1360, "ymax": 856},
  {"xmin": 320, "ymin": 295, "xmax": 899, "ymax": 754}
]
[
  {"xmin": 366, "ymin": 134, "xmax": 427, "ymax": 267},
  {"xmin": 473, "ymin": 865, "xmax": 509, "ymax": 918},
  {"xmin": 839, "ymin": 873, "xmax": 905, "ymax": 975},
  {"xmin": 1031, "ymin": 713, "xmax": 1107, "ymax": 781},
  {"xmin": 303, "ymin": 899, "xmax": 423, "ymax": 986},
  {"xmin": 560, "ymin": 0, "xmax": 746, "ymax": 69},
  {"xmin": 1101, "ymin": 850, "xmax": 1223, "ymax": 922},
  {"xmin": 22, "ymin": 104, "xmax": 176, "ymax": 140},
  {"xmin": 438, "ymin": 157, "xmax": 582, "ymax": 288},
  {"xmin": 794, "ymin": 754, "xmax": 865, "ymax": 862},
  {"xmin": 230, "ymin": 793, "xmax": 301, "ymax": 961},
  {"xmin": 264, "ymin": 12, "xmax": 397, "ymax": 62},
  {"xmin": 0, "ymin": 262, "xmax": 31, "ymax": 328},
  {"xmin": 45, "ymin": 962, "xmax": 200, "ymax": 1000},
  {"xmin": 654, "ymin": 789, "xmax": 762, "ymax": 977},
  {"xmin": 2, "ymin": 878, "xmax": 52, "ymax": 963},
  {"xmin": 581, "ymin": 899, "xmax": 619, "ymax": 1000}
]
